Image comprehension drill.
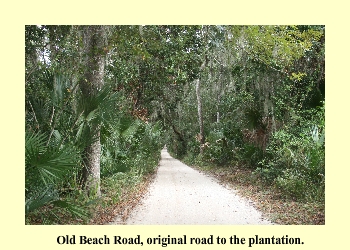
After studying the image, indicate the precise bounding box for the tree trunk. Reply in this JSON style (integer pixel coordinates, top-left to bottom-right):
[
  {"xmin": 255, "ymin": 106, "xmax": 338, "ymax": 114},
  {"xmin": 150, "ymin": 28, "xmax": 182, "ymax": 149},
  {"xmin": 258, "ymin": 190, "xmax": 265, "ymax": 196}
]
[
  {"xmin": 196, "ymin": 33, "xmax": 207, "ymax": 154},
  {"xmin": 81, "ymin": 131, "xmax": 101, "ymax": 196},
  {"xmin": 79, "ymin": 25, "xmax": 107, "ymax": 197},
  {"xmin": 196, "ymin": 78, "xmax": 205, "ymax": 154}
]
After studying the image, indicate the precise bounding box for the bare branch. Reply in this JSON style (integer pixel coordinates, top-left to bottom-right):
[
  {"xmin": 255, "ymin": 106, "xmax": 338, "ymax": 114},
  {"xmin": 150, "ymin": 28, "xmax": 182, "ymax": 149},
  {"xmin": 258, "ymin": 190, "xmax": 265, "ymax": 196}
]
[{"xmin": 46, "ymin": 106, "xmax": 56, "ymax": 146}]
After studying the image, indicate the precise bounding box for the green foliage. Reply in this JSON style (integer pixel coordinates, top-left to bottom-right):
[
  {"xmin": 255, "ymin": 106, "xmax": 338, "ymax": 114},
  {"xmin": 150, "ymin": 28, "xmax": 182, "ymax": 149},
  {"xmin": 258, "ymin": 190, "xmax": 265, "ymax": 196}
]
[
  {"xmin": 25, "ymin": 72, "xmax": 164, "ymax": 223},
  {"xmin": 101, "ymin": 117, "xmax": 163, "ymax": 178},
  {"xmin": 26, "ymin": 25, "xmax": 325, "ymax": 223},
  {"xmin": 25, "ymin": 131, "xmax": 89, "ymax": 223},
  {"xmin": 25, "ymin": 185, "xmax": 59, "ymax": 214},
  {"xmin": 255, "ymin": 104, "xmax": 325, "ymax": 201},
  {"xmin": 165, "ymin": 25, "xmax": 324, "ymax": 204},
  {"xmin": 25, "ymin": 132, "xmax": 81, "ymax": 186},
  {"xmin": 201, "ymin": 129, "xmax": 232, "ymax": 165}
]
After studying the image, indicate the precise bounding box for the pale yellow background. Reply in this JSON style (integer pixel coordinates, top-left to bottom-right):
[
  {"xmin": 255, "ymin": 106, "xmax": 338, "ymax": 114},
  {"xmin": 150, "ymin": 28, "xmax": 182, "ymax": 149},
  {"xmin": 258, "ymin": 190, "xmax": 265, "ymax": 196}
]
[{"xmin": 1, "ymin": 0, "xmax": 348, "ymax": 249}]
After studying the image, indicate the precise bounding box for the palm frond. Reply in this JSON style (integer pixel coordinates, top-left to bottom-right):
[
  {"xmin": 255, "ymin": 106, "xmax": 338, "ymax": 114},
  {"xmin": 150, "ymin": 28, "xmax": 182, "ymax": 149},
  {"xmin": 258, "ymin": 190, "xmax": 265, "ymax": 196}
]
[
  {"xmin": 25, "ymin": 186, "xmax": 89, "ymax": 221},
  {"xmin": 27, "ymin": 98, "xmax": 51, "ymax": 129},
  {"xmin": 52, "ymin": 73, "xmax": 76, "ymax": 107},
  {"xmin": 52, "ymin": 130, "xmax": 62, "ymax": 146},
  {"xmin": 52, "ymin": 200, "xmax": 89, "ymax": 219},
  {"xmin": 25, "ymin": 186, "xmax": 59, "ymax": 214},
  {"xmin": 25, "ymin": 132, "xmax": 47, "ymax": 166},
  {"xmin": 26, "ymin": 132, "xmax": 81, "ymax": 187}
]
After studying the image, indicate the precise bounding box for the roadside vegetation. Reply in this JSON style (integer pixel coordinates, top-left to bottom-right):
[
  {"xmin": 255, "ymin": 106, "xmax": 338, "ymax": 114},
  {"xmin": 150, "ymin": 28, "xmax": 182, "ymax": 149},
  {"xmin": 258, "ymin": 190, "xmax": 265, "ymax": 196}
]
[
  {"xmin": 186, "ymin": 162, "xmax": 324, "ymax": 225},
  {"xmin": 26, "ymin": 25, "xmax": 324, "ymax": 224}
]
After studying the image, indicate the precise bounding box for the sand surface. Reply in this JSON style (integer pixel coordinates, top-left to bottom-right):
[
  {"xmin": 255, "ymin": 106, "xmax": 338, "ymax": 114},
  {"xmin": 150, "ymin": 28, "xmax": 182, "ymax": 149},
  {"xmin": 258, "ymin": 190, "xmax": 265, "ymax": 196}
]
[{"xmin": 113, "ymin": 148, "xmax": 272, "ymax": 225}]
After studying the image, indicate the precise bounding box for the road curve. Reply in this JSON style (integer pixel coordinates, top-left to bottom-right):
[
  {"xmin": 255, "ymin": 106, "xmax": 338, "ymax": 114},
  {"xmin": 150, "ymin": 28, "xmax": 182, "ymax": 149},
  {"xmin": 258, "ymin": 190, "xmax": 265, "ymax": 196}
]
[{"xmin": 115, "ymin": 148, "xmax": 272, "ymax": 225}]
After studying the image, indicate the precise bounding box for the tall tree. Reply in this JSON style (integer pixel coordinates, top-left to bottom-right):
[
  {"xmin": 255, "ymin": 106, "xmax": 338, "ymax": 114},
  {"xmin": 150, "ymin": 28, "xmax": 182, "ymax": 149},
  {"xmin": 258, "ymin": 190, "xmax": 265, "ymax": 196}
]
[
  {"xmin": 195, "ymin": 26, "xmax": 209, "ymax": 154},
  {"xmin": 79, "ymin": 25, "xmax": 107, "ymax": 197}
]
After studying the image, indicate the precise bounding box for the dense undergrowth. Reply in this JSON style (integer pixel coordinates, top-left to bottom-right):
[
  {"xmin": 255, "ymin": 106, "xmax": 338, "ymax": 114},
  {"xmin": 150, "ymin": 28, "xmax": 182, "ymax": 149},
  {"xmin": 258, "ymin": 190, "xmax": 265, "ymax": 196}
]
[
  {"xmin": 26, "ymin": 145, "xmax": 160, "ymax": 225},
  {"xmin": 174, "ymin": 104, "xmax": 325, "ymax": 224},
  {"xmin": 25, "ymin": 76, "xmax": 164, "ymax": 224},
  {"xmin": 26, "ymin": 25, "xmax": 325, "ymax": 225}
]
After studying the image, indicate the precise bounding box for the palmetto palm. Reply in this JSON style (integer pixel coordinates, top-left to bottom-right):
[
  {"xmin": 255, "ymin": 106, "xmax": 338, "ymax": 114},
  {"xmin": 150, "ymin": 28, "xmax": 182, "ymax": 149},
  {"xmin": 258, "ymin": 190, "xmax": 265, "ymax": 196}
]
[{"xmin": 25, "ymin": 71, "xmax": 120, "ymax": 222}]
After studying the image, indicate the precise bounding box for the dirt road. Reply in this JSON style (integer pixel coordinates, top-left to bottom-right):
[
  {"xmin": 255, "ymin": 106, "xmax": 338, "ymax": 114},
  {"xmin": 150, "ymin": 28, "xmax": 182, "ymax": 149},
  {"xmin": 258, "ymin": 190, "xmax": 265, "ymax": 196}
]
[{"xmin": 113, "ymin": 148, "xmax": 272, "ymax": 225}]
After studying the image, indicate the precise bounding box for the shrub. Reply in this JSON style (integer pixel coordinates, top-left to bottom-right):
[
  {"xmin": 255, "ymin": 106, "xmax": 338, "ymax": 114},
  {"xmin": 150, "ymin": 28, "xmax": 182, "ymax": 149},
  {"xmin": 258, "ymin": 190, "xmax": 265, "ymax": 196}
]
[
  {"xmin": 255, "ymin": 104, "xmax": 324, "ymax": 201},
  {"xmin": 275, "ymin": 169, "xmax": 308, "ymax": 199}
]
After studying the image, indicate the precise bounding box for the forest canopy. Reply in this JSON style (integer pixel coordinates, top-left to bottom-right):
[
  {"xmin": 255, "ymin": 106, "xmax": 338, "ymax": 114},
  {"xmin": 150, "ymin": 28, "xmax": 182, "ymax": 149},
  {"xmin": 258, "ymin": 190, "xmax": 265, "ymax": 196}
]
[{"xmin": 25, "ymin": 25, "xmax": 325, "ymax": 224}]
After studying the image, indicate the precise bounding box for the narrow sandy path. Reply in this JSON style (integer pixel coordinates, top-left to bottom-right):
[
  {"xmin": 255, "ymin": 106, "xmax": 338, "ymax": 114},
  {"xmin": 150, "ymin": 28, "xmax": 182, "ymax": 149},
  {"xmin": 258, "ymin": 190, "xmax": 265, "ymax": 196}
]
[{"xmin": 114, "ymin": 149, "xmax": 272, "ymax": 225}]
